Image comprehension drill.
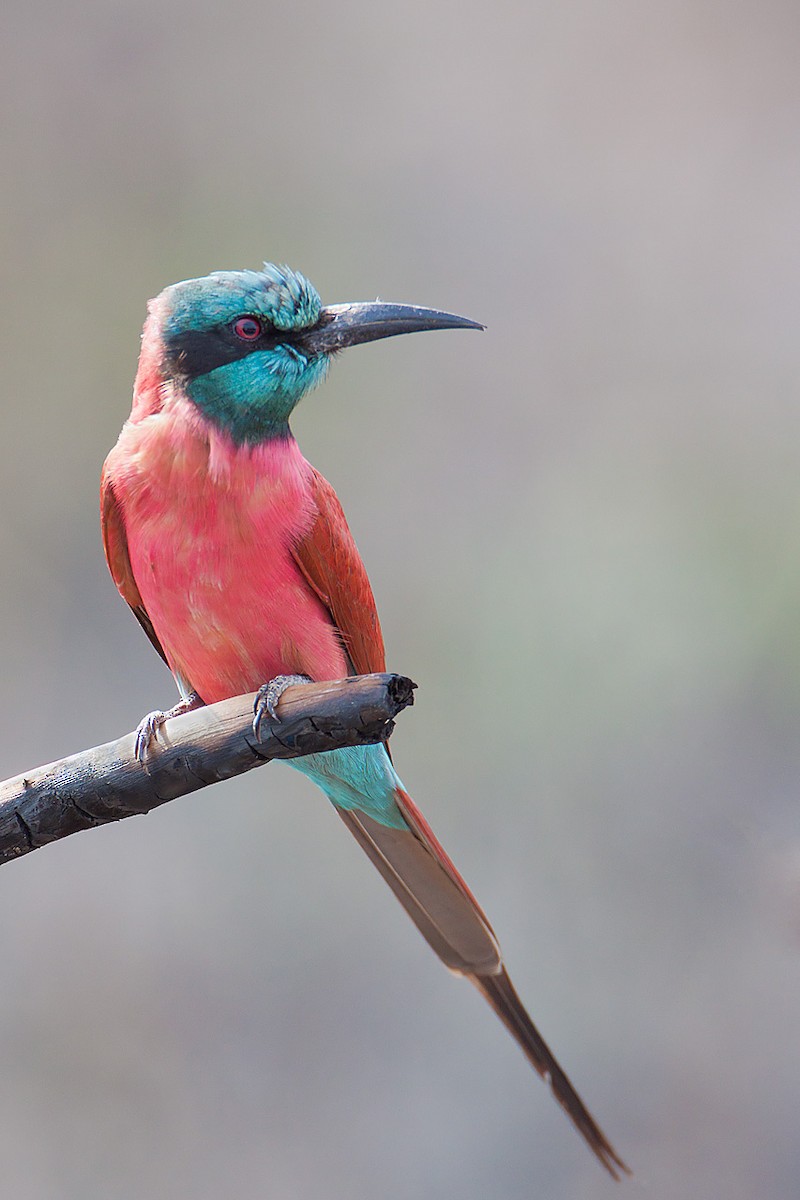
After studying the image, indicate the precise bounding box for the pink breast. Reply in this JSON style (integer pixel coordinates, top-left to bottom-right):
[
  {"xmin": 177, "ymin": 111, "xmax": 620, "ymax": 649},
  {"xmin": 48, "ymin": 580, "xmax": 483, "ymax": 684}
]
[{"xmin": 112, "ymin": 402, "xmax": 348, "ymax": 702}]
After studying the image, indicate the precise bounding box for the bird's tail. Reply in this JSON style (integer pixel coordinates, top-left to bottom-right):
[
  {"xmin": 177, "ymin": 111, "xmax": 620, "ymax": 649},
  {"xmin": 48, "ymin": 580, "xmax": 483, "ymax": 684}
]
[
  {"xmin": 290, "ymin": 744, "xmax": 630, "ymax": 1179},
  {"xmin": 469, "ymin": 968, "xmax": 630, "ymax": 1180}
]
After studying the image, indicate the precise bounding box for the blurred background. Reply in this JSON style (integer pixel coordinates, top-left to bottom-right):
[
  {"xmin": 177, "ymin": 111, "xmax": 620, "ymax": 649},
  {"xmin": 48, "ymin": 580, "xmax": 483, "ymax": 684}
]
[{"xmin": 1, "ymin": 1, "xmax": 799, "ymax": 1196}]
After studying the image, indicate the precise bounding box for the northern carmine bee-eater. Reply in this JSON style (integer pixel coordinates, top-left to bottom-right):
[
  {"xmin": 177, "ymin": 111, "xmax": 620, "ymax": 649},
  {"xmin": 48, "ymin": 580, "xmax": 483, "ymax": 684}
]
[{"xmin": 101, "ymin": 263, "xmax": 628, "ymax": 1179}]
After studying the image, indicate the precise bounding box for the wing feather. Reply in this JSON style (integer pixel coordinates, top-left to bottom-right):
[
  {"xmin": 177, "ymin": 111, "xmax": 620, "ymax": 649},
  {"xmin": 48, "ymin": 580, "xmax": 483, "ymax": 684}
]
[
  {"xmin": 291, "ymin": 467, "xmax": 385, "ymax": 677},
  {"xmin": 100, "ymin": 467, "xmax": 168, "ymax": 665}
]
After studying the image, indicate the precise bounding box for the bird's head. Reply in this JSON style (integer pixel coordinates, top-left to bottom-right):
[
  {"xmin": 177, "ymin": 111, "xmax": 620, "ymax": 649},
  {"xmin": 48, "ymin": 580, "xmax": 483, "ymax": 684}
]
[{"xmin": 149, "ymin": 263, "xmax": 482, "ymax": 444}]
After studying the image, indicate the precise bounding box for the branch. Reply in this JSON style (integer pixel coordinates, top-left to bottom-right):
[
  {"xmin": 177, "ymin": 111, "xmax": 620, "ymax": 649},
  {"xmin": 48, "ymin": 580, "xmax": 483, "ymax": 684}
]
[{"xmin": 0, "ymin": 673, "xmax": 415, "ymax": 865}]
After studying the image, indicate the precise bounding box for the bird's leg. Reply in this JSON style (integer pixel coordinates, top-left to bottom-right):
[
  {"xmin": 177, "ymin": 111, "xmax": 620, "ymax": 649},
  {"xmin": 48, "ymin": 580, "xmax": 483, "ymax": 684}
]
[
  {"xmin": 134, "ymin": 691, "xmax": 205, "ymax": 762},
  {"xmin": 253, "ymin": 674, "xmax": 312, "ymax": 740}
]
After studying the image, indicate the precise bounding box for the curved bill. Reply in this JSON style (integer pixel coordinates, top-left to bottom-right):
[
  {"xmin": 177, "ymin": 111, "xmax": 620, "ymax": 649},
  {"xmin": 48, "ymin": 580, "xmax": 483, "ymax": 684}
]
[{"xmin": 297, "ymin": 302, "xmax": 484, "ymax": 354}]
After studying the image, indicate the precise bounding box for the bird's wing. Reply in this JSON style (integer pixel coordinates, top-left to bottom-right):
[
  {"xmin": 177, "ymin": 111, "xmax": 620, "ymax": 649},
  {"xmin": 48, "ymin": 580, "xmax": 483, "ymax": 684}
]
[
  {"xmin": 291, "ymin": 467, "xmax": 629, "ymax": 1180},
  {"xmin": 100, "ymin": 467, "xmax": 168, "ymax": 665},
  {"xmin": 291, "ymin": 466, "xmax": 386, "ymax": 676}
]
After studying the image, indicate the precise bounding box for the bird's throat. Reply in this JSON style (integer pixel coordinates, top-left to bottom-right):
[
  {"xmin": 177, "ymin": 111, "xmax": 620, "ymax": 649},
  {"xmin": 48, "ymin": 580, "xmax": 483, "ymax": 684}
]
[
  {"xmin": 181, "ymin": 349, "xmax": 329, "ymax": 446},
  {"xmin": 185, "ymin": 369, "xmax": 293, "ymax": 445}
]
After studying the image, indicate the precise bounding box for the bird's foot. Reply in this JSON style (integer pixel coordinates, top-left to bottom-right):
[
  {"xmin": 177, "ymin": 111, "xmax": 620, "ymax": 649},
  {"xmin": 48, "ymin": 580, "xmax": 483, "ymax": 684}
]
[
  {"xmin": 253, "ymin": 675, "xmax": 311, "ymax": 741},
  {"xmin": 134, "ymin": 691, "xmax": 204, "ymax": 762}
]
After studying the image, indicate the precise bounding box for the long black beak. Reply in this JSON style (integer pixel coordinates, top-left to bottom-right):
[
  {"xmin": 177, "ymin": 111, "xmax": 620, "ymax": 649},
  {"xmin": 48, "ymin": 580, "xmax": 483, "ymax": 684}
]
[{"xmin": 297, "ymin": 302, "xmax": 484, "ymax": 355}]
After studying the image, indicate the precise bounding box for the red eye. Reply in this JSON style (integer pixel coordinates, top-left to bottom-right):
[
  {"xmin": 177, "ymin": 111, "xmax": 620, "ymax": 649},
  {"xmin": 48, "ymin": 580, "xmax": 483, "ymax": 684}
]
[{"xmin": 233, "ymin": 316, "xmax": 262, "ymax": 340}]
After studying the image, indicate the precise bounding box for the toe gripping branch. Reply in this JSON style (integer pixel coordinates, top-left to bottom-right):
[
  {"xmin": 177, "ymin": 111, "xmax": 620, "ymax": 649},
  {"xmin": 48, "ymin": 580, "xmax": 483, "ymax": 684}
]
[{"xmin": 253, "ymin": 674, "xmax": 312, "ymax": 740}]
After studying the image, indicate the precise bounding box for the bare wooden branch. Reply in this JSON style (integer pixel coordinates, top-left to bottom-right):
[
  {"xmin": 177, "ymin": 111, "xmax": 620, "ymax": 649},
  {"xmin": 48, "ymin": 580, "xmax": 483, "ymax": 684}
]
[{"xmin": 0, "ymin": 673, "xmax": 415, "ymax": 865}]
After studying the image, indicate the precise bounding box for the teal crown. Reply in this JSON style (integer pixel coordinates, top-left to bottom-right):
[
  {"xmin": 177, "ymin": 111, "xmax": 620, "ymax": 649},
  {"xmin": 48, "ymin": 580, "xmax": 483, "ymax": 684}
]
[{"xmin": 162, "ymin": 263, "xmax": 322, "ymax": 337}]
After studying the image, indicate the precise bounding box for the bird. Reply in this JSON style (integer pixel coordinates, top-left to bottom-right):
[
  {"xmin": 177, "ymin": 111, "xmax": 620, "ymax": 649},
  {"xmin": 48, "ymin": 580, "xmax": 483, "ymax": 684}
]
[{"xmin": 101, "ymin": 262, "xmax": 629, "ymax": 1179}]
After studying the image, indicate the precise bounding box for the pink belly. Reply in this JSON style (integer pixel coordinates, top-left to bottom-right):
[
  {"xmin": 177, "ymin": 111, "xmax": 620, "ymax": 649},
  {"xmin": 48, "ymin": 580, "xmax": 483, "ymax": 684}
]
[
  {"xmin": 116, "ymin": 409, "xmax": 347, "ymax": 703},
  {"xmin": 138, "ymin": 532, "xmax": 347, "ymax": 703}
]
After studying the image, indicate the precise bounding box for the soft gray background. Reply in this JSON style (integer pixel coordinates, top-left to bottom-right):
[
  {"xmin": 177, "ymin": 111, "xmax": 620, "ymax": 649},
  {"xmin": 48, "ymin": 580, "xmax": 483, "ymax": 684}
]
[{"xmin": 1, "ymin": 2, "xmax": 799, "ymax": 1197}]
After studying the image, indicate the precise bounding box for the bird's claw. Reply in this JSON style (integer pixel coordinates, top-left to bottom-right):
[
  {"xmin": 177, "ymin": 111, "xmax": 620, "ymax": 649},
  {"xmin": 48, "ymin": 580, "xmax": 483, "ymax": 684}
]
[
  {"xmin": 134, "ymin": 691, "xmax": 204, "ymax": 762},
  {"xmin": 252, "ymin": 674, "xmax": 311, "ymax": 741},
  {"xmin": 134, "ymin": 710, "xmax": 168, "ymax": 762}
]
